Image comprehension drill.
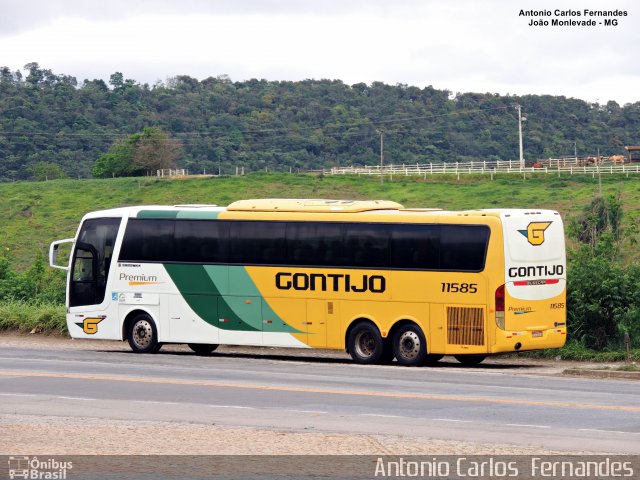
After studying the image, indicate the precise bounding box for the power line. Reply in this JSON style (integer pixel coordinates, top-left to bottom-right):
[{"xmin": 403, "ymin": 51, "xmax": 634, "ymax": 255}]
[{"xmin": 0, "ymin": 105, "xmax": 515, "ymax": 141}]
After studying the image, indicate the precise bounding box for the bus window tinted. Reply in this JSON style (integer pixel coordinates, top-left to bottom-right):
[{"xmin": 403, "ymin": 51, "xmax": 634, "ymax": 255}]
[
  {"xmin": 120, "ymin": 219, "xmax": 174, "ymax": 262},
  {"xmin": 344, "ymin": 224, "xmax": 390, "ymax": 268},
  {"xmin": 439, "ymin": 225, "xmax": 489, "ymax": 271},
  {"xmin": 286, "ymin": 222, "xmax": 343, "ymax": 266},
  {"xmin": 229, "ymin": 221, "xmax": 285, "ymax": 264},
  {"xmin": 174, "ymin": 220, "xmax": 229, "ymax": 263},
  {"xmin": 391, "ymin": 224, "xmax": 440, "ymax": 269},
  {"xmin": 119, "ymin": 218, "xmax": 488, "ymax": 271}
]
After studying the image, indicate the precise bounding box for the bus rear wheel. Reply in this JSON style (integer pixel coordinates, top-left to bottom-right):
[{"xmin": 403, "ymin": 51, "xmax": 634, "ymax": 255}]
[
  {"xmin": 127, "ymin": 313, "xmax": 161, "ymax": 353},
  {"xmin": 454, "ymin": 354, "xmax": 486, "ymax": 366},
  {"xmin": 392, "ymin": 324, "xmax": 427, "ymax": 366},
  {"xmin": 188, "ymin": 343, "xmax": 219, "ymax": 356},
  {"xmin": 348, "ymin": 321, "xmax": 384, "ymax": 364}
]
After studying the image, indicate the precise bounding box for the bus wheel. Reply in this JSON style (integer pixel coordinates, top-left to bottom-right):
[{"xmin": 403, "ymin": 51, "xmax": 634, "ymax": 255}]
[
  {"xmin": 392, "ymin": 324, "xmax": 427, "ymax": 366},
  {"xmin": 454, "ymin": 354, "xmax": 486, "ymax": 366},
  {"xmin": 348, "ymin": 322, "xmax": 384, "ymax": 364},
  {"xmin": 424, "ymin": 354, "xmax": 444, "ymax": 366},
  {"xmin": 188, "ymin": 343, "xmax": 219, "ymax": 356},
  {"xmin": 127, "ymin": 313, "xmax": 161, "ymax": 353}
]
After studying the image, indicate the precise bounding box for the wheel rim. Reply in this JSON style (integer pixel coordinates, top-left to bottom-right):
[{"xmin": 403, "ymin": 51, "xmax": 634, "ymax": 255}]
[
  {"xmin": 132, "ymin": 319, "xmax": 153, "ymax": 349},
  {"xmin": 397, "ymin": 330, "xmax": 421, "ymax": 360},
  {"xmin": 354, "ymin": 330, "xmax": 376, "ymax": 358}
]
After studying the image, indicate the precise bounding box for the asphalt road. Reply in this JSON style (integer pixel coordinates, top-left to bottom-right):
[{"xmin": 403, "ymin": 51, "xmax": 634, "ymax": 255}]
[{"xmin": 1, "ymin": 342, "xmax": 639, "ymax": 454}]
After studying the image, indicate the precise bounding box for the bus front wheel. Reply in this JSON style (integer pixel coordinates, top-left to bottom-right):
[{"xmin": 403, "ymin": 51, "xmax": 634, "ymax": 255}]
[
  {"xmin": 127, "ymin": 313, "xmax": 161, "ymax": 353},
  {"xmin": 392, "ymin": 324, "xmax": 427, "ymax": 366},
  {"xmin": 348, "ymin": 322, "xmax": 384, "ymax": 364},
  {"xmin": 454, "ymin": 354, "xmax": 486, "ymax": 366},
  {"xmin": 188, "ymin": 343, "xmax": 219, "ymax": 356}
]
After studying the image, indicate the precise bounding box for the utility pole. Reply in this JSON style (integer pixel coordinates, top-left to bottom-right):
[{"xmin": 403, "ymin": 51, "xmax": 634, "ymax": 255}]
[
  {"xmin": 597, "ymin": 147, "xmax": 602, "ymax": 195},
  {"xmin": 516, "ymin": 104, "xmax": 525, "ymax": 170},
  {"xmin": 376, "ymin": 129, "xmax": 384, "ymax": 185}
]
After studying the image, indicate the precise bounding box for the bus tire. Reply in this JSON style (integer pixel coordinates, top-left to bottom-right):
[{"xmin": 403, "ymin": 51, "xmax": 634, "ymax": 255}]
[
  {"xmin": 188, "ymin": 343, "xmax": 219, "ymax": 356},
  {"xmin": 348, "ymin": 321, "xmax": 384, "ymax": 364},
  {"xmin": 392, "ymin": 324, "xmax": 427, "ymax": 366},
  {"xmin": 127, "ymin": 313, "xmax": 161, "ymax": 354},
  {"xmin": 454, "ymin": 354, "xmax": 486, "ymax": 366}
]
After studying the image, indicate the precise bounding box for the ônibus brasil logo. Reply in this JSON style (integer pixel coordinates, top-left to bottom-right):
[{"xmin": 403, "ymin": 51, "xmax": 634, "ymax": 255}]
[
  {"xmin": 8, "ymin": 456, "xmax": 73, "ymax": 479},
  {"xmin": 518, "ymin": 221, "xmax": 552, "ymax": 246}
]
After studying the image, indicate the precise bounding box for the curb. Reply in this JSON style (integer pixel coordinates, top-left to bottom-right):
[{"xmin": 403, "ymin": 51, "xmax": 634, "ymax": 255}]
[{"xmin": 563, "ymin": 368, "xmax": 640, "ymax": 380}]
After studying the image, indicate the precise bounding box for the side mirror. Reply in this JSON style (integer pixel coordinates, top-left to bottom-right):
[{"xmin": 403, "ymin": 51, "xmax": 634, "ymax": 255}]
[{"xmin": 49, "ymin": 238, "xmax": 74, "ymax": 271}]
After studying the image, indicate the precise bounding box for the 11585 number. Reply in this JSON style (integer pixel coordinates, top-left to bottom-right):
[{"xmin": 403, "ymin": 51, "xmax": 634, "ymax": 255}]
[{"xmin": 441, "ymin": 282, "xmax": 478, "ymax": 293}]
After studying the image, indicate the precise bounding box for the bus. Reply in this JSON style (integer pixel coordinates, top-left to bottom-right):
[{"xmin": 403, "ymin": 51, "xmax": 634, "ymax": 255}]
[{"xmin": 49, "ymin": 199, "xmax": 567, "ymax": 366}]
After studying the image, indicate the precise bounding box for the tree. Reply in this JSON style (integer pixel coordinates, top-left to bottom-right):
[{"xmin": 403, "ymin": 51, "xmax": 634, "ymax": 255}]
[
  {"xmin": 109, "ymin": 72, "xmax": 124, "ymax": 91},
  {"xmin": 92, "ymin": 127, "xmax": 181, "ymax": 178},
  {"xmin": 92, "ymin": 147, "xmax": 134, "ymax": 178},
  {"xmin": 3, "ymin": 64, "xmax": 640, "ymax": 180},
  {"xmin": 27, "ymin": 162, "xmax": 67, "ymax": 181},
  {"xmin": 131, "ymin": 127, "xmax": 181, "ymax": 173}
]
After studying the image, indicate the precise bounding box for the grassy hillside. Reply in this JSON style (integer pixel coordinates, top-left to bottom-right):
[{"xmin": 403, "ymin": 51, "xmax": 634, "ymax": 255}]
[{"xmin": 1, "ymin": 172, "xmax": 639, "ymax": 270}]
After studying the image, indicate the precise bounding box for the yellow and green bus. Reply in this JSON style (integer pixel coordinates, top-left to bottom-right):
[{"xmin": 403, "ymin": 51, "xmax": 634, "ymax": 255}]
[{"xmin": 49, "ymin": 199, "xmax": 566, "ymax": 366}]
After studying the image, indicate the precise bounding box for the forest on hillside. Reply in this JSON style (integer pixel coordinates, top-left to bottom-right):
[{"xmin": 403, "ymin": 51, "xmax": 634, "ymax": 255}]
[{"xmin": 1, "ymin": 62, "xmax": 639, "ymax": 180}]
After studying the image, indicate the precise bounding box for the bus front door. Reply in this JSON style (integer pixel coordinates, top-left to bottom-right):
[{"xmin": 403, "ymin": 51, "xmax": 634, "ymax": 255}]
[{"xmin": 68, "ymin": 218, "xmax": 121, "ymax": 339}]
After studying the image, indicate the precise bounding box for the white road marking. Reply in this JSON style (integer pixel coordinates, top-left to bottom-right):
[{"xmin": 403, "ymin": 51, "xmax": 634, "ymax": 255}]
[
  {"xmin": 54, "ymin": 396, "xmax": 94, "ymax": 401},
  {"xmin": 0, "ymin": 393, "xmax": 94, "ymax": 401},
  {"xmin": 359, "ymin": 413, "xmax": 403, "ymax": 418},
  {"xmin": 579, "ymin": 428, "xmax": 640, "ymax": 435},
  {"xmin": 208, "ymin": 405, "xmax": 256, "ymax": 410},
  {"xmin": 505, "ymin": 423, "xmax": 551, "ymax": 429},
  {"xmin": 0, "ymin": 393, "xmax": 40, "ymax": 398},
  {"xmin": 132, "ymin": 400, "xmax": 182, "ymax": 406},
  {"xmin": 287, "ymin": 409, "xmax": 328, "ymax": 414},
  {"xmin": 432, "ymin": 418, "xmax": 473, "ymax": 423}
]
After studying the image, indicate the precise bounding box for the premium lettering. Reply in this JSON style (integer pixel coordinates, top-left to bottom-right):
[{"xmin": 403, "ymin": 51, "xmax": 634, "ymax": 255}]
[
  {"xmin": 119, "ymin": 273, "xmax": 158, "ymax": 282},
  {"xmin": 276, "ymin": 272, "xmax": 386, "ymax": 293}
]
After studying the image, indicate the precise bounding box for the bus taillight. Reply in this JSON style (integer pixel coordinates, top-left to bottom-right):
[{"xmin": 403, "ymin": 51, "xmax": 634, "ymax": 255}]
[{"xmin": 495, "ymin": 284, "xmax": 505, "ymax": 330}]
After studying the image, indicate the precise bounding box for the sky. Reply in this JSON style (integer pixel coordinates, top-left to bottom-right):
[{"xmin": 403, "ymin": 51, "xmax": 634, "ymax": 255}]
[{"xmin": 0, "ymin": 0, "xmax": 638, "ymax": 104}]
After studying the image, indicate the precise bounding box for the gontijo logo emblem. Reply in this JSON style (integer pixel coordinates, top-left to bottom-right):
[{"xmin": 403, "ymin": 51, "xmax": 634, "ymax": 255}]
[
  {"xmin": 74, "ymin": 316, "xmax": 105, "ymax": 334},
  {"xmin": 518, "ymin": 221, "xmax": 552, "ymax": 246}
]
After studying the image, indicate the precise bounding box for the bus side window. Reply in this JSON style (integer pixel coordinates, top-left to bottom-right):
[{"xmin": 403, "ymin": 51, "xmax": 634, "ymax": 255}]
[
  {"xmin": 391, "ymin": 224, "xmax": 439, "ymax": 269},
  {"xmin": 229, "ymin": 221, "xmax": 285, "ymax": 265},
  {"xmin": 440, "ymin": 225, "xmax": 489, "ymax": 271},
  {"xmin": 174, "ymin": 220, "xmax": 229, "ymax": 264},
  {"xmin": 344, "ymin": 224, "xmax": 389, "ymax": 268}
]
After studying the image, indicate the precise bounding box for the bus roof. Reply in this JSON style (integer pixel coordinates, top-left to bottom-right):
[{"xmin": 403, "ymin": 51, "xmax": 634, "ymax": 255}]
[
  {"xmin": 80, "ymin": 200, "xmax": 558, "ymax": 222},
  {"xmin": 227, "ymin": 199, "xmax": 404, "ymax": 213}
]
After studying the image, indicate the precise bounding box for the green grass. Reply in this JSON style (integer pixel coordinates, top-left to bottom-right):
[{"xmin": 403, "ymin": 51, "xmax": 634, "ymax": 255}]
[
  {"xmin": 525, "ymin": 342, "xmax": 640, "ymax": 362},
  {"xmin": 614, "ymin": 363, "xmax": 640, "ymax": 371},
  {"xmin": 0, "ymin": 300, "xmax": 66, "ymax": 334},
  {"xmin": 2, "ymin": 172, "xmax": 639, "ymax": 270}
]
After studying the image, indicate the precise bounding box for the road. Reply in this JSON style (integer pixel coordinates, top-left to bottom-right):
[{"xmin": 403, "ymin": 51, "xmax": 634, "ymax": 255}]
[{"xmin": 1, "ymin": 339, "xmax": 639, "ymax": 454}]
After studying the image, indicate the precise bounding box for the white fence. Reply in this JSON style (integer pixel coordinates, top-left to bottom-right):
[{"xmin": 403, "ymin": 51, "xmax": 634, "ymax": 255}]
[
  {"xmin": 325, "ymin": 159, "xmax": 640, "ymax": 177},
  {"xmin": 157, "ymin": 169, "xmax": 187, "ymax": 177}
]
